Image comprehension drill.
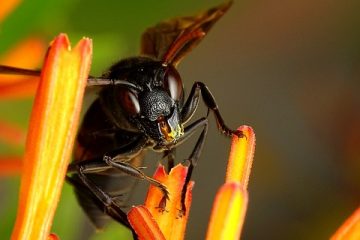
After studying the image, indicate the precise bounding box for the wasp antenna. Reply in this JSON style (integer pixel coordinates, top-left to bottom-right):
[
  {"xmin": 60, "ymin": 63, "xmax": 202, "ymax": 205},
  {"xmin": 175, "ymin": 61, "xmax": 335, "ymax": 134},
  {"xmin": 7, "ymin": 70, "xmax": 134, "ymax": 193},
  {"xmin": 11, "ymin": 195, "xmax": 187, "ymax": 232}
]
[
  {"xmin": 87, "ymin": 77, "xmax": 140, "ymax": 90},
  {"xmin": 0, "ymin": 65, "xmax": 41, "ymax": 76}
]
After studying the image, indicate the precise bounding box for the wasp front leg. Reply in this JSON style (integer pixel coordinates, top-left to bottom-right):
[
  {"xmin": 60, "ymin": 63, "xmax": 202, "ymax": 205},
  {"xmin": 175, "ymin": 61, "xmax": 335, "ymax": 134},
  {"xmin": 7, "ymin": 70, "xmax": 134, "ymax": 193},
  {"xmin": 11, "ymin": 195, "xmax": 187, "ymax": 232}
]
[
  {"xmin": 181, "ymin": 81, "xmax": 244, "ymax": 138},
  {"xmin": 162, "ymin": 149, "xmax": 176, "ymax": 172},
  {"xmin": 181, "ymin": 118, "xmax": 209, "ymax": 216},
  {"xmin": 165, "ymin": 117, "xmax": 209, "ymax": 216}
]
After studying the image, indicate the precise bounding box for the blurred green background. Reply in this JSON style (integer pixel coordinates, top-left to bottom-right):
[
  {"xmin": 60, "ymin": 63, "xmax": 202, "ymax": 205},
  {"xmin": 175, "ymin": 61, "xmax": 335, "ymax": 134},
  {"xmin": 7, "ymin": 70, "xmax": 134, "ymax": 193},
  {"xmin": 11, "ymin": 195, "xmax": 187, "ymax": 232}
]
[{"xmin": 1, "ymin": 0, "xmax": 360, "ymax": 239}]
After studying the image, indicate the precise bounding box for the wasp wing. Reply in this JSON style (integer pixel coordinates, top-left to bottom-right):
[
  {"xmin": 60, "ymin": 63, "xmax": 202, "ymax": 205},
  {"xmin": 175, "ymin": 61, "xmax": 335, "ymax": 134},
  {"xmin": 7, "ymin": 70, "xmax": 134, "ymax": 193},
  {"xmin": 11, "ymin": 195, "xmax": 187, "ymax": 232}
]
[{"xmin": 140, "ymin": 1, "xmax": 232, "ymax": 65}]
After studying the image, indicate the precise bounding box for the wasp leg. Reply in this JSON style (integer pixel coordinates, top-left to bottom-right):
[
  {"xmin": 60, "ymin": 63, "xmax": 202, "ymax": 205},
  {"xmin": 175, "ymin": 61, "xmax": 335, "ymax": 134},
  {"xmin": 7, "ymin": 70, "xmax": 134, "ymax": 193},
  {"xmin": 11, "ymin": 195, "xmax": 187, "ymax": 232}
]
[
  {"xmin": 102, "ymin": 156, "xmax": 170, "ymax": 204},
  {"xmin": 181, "ymin": 81, "xmax": 244, "ymax": 138},
  {"xmin": 175, "ymin": 117, "xmax": 209, "ymax": 216},
  {"xmin": 66, "ymin": 175, "xmax": 130, "ymax": 227},
  {"xmin": 160, "ymin": 117, "xmax": 209, "ymax": 216},
  {"xmin": 66, "ymin": 171, "xmax": 139, "ymax": 240},
  {"xmin": 168, "ymin": 117, "xmax": 208, "ymax": 149},
  {"xmin": 158, "ymin": 117, "xmax": 208, "ymax": 170},
  {"xmin": 68, "ymin": 157, "xmax": 169, "ymax": 210},
  {"xmin": 68, "ymin": 159, "xmax": 112, "ymax": 174},
  {"xmin": 162, "ymin": 149, "xmax": 176, "ymax": 172}
]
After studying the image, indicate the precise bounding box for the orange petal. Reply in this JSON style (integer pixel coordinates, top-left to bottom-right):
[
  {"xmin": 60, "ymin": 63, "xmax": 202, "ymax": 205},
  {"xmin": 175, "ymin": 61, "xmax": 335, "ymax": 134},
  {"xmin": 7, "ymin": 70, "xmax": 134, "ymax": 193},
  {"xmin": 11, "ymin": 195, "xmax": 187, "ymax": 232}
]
[
  {"xmin": 128, "ymin": 206, "xmax": 166, "ymax": 240},
  {"xmin": 0, "ymin": 156, "xmax": 22, "ymax": 176},
  {"xmin": 206, "ymin": 183, "xmax": 248, "ymax": 240},
  {"xmin": 11, "ymin": 34, "xmax": 92, "ymax": 240},
  {"xmin": 0, "ymin": 120, "xmax": 26, "ymax": 146},
  {"xmin": 0, "ymin": 0, "xmax": 20, "ymax": 22},
  {"xmin": 131, "ymin": 164, "xmax": 193, "ymax": 240},
  {"xmin": 206, "ymin": 125, "xmax": 255, "ymax": 240},
  {"xmin": 226, "ymin": 125, "xmax": 255, "ymax": 188},
  {"xmin": 331, "ymin": 207, "xmax": 360, "ymax": 240}
]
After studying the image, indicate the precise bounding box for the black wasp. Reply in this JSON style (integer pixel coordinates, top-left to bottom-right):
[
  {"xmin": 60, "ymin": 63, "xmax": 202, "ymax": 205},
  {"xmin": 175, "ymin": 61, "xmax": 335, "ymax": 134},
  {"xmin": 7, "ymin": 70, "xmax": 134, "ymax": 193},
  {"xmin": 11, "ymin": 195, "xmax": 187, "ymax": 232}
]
[{"xmin": 0, "ymin": 1, "xmax": 243, "ymax": 237}]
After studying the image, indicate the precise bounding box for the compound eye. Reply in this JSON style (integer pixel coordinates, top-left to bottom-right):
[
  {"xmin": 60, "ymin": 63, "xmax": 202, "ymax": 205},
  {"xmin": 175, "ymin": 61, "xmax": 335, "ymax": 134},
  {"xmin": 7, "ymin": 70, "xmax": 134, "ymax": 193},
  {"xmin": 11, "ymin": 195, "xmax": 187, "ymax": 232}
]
[
  {"xmin": 118, "ymin": 88, "xmax": 140, "ymax": 116},
  {"xmin": 164, "ymin": 66, "xmax": 183, "ymax": 101}
]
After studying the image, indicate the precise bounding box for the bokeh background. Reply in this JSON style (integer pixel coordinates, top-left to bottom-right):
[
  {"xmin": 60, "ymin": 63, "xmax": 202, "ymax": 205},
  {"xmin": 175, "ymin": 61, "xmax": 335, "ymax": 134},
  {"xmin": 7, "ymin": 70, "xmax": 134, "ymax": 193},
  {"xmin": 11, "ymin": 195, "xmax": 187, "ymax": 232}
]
[{"xmin": 1, "ymin": 0, "xmax": 360, "ymax": 239}]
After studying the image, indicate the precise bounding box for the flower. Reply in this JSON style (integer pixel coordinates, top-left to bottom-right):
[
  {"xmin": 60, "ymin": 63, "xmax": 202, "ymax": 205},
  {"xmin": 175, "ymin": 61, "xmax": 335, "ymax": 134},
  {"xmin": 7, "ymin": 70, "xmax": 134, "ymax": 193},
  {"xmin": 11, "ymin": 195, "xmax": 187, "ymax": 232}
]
[
  {"xmin": 0, "ymin": 2, "xmax": 359, "ymax": 239},
  {"xmin": 127, "ymin": 126, "xmax": 255, "ymax": 240},
  {"xmin": 128, "ymin": 164, "xmax": 194, "ymax": 240},
  {"xmin": 206, "ymin": 126, "xmax": 255, "ymax": 240},
  {"xmin": 10, "ymin": 34, "xmax": 92, "ymax": 240},
  {"xmin": 331, "ymin": 207, "xmax": 360, "ymax": 240}
]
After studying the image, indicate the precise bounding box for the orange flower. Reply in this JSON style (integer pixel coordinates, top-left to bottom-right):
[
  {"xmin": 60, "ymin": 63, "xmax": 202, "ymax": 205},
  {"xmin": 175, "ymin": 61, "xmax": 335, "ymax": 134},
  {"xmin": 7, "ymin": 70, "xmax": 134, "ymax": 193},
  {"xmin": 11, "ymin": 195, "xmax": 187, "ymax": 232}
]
[
  {"xmin": 331, "ymin": 207, "xmax": 360, "ymax": 240},
  {"xmin": 128, "ymin": 126, "xmax": 255, "ymax": 240},
  {"xmin": 206, "ymin": 126, "xmax": 254, "ymax": 240},
  {"xmin": 128, "ymin": 164, "xmax": 193, "ymax": 240},
  {"xmin": 11, "ymin": 34, "xmax": 92, "ymax": 239},
  {"xmin": 1, "ymin": 3, "xmax": 358, "ymax": 240}
]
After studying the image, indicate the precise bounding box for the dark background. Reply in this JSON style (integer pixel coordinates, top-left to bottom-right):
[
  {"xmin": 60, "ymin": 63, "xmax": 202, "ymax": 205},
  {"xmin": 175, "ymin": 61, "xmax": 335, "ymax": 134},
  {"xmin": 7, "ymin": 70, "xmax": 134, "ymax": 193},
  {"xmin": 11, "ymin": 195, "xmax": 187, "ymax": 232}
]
[{"xmin": 0, "ymin": 0, "xmax": 359, "ymax": 239}]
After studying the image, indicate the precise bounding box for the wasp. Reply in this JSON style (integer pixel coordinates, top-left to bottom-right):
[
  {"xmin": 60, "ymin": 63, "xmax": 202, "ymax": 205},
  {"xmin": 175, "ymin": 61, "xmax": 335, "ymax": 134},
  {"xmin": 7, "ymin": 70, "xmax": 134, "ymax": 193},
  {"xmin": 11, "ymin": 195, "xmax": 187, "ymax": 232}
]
[{"xmin": 0, "ymin": 1, "xmax": 243, "ymax": 236}]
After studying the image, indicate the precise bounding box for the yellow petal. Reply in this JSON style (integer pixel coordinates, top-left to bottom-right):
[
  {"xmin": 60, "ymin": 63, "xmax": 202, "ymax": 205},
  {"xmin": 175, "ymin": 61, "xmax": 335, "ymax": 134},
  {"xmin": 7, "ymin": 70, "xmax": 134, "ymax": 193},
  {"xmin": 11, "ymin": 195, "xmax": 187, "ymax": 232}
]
[{"xmin": 11, "ymin": 34, "xmax": 92, "ymax": 240}]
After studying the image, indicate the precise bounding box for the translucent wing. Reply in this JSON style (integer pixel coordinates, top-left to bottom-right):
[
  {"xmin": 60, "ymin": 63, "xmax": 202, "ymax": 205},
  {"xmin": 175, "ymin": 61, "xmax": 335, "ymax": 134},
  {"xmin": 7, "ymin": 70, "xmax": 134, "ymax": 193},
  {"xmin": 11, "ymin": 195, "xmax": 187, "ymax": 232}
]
[{"xmin": 140, "ymin": 1, "xmax": 232, "ymax": 65}]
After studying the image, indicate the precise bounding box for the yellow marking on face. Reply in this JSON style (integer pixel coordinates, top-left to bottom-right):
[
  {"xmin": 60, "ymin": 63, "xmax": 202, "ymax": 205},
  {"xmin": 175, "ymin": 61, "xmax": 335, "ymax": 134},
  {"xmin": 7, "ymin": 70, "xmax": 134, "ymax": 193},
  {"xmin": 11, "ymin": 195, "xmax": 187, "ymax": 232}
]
[
  {"xmin": 159, "ymin": 120, "xmax": 184, "ymax": 142},
  {"xmin": 167, "ymin": 124, "xmax": 184, "ymax": 141}
]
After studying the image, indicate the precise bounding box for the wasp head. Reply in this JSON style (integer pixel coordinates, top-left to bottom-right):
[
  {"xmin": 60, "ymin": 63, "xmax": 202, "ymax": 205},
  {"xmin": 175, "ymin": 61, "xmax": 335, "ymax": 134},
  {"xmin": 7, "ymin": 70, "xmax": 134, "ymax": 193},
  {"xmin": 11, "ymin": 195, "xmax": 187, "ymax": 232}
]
[{"xmin": 107, "ymin": 57, "xmax": 185, "ymax": 146}]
